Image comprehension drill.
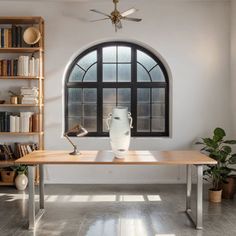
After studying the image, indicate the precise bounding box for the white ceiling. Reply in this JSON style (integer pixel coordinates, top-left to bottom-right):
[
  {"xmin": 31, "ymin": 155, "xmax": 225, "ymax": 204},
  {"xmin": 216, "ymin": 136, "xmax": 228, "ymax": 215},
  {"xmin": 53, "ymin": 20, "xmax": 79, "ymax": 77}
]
[{"xmin": 0, "ymin": 0, "xmax": 229, "ymax": 2}]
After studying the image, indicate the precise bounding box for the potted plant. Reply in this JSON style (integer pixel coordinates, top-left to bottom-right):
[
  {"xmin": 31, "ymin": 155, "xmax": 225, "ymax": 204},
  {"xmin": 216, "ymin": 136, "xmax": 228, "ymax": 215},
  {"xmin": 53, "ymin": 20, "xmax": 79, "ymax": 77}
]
[
  {"xmin": 12, "ymin": 165, "xmax": 28, "ymax": 191},
  {"xmin": 197, "ymin": 127, "xmax": 236, "ymax": 202}
]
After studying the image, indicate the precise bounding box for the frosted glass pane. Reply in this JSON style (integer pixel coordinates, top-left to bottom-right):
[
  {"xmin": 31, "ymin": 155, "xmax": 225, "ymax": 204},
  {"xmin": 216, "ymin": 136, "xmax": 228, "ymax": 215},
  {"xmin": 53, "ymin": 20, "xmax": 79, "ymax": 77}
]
[
  {"xmin": 103, "ymin": 89, "xmax": 116, "ymax": 104},
  {"xmin": 83, "ymin": 89, "xmax": 97, "ymax": 103},
  {"xmin": 137, "ymin": 118, "xmax": 150, "ymax": 132},
  {"xmin": 83, "ymin": 104, "xmax": 97, "ymax": 116},
  {"xmin": 117, "ymin": 89, "xmax": 130, "ymax": 103},
  {"xmin": 118, "ymin": 64, "xmax": 131, "ymax": 82},
  {"xmin": 68, "ymin": 117, "xmax": 82, "ymax": 130},
  {"xmin": 137, "ymin": 50, "xmax": 157, "ymax": 71},
  {"xmin": 103, "ymin": 64, "xmax": 116, "ymax": 82},
  {"xmin": 137, "ymin": 104, "xmax": 150, "ymax": 116},
  {"xmin": 83, "ymin": 64, "xmax": 97, "ymax": 82},
  {"xmin": 152, "ymin": 117, "xmax": 165, "ymax": 132},
  {"xmin": 137, "ymin": 88, "xmax": 150, "ymax": 103},
  {"xmin": 68, "ymin": 88, "xmax": 82, "ymax": 103},
  {"xmin": 68, "ymin": 104, "xmax": 82, "ymax": 117},
  {"xmin": 152, "ymin": 88, "xmax": 165, "ymax": 102},
  {"xmin": 150, "ymin": 65, "xmax": 165, "ymax": 82},
  {"xmin": 78, "ymin": 51, "xmax": 97, "ymax": 70},
  {"xmin": 103, "ymin": 104, "xmax": 116, "ymax": 118},
  {"xmin": 69, "ymin": 66, "xmax": 84, "ymax": 82},
  {"xmin": 83, "ymin": 117, "xmax": 97, "ymax": 132},
  {"xmin": 118, "ymin": 46, "xmax": 131, "ymax": 62},
  {"xmin": 103, "ymin": 46, "xmax": 116, "ymax": 62},
  {"xmin": 137, "ymin": 64, "xmax": 150, "ymax": 82},
  {"xmin": 152, "ymin": 104, "xmax": 165, "ymax": 117},
  {"xmin": 117, "ymin": 103, "xmax": 131, "ymax": 112}
]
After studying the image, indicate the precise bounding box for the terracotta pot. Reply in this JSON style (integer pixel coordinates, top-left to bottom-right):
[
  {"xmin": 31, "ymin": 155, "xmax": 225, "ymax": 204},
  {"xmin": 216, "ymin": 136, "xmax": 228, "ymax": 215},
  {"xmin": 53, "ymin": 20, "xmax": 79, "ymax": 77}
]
[
  {"xmin": 208, "ymin": 189, "xmax": 222, "ymax": 203},
  {"xmin": 222, "ymin": 176, "xmax": 236, "ymax": 199}
]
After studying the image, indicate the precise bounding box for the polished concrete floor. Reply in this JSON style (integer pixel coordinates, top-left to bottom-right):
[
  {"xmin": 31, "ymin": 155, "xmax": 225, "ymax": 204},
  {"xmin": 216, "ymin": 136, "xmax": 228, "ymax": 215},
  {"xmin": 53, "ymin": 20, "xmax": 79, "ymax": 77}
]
[{"xmin": 0, "ymin": 184, "xmax": 236, "ymax": 236}]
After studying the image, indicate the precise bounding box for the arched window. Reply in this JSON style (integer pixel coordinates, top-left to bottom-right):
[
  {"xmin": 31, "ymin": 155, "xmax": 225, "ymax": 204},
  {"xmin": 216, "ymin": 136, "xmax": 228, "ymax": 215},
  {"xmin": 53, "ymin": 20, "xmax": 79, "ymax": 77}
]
[{"xmin": 65, "ymin": 42, "xmax": 169, "ymax": 137}]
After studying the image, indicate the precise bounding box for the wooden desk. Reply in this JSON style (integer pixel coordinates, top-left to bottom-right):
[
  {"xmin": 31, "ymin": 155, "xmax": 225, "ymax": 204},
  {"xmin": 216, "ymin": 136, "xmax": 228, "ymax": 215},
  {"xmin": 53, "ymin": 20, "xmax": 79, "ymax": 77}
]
[{"xmin": 15, "ymin": 150, "xmax": 217, "ymax": 230}]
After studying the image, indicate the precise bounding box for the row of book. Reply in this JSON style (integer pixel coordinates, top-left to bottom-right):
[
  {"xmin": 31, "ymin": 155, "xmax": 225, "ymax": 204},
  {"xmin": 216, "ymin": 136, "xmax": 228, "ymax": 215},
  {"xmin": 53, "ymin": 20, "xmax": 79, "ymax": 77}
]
[
  {"xmin": 0, "ymin": 56, "xmax": 40, "ymax": 77},
  {"xmin": 0, "ymin": 112, "xmax": 40, "ymax": 133},
  {"xmin": 0, "ymin": 25, "xmax": 23, "ymax": 48},
  {"xmin": 0, "ymin": 142, "xmax": 38, "ymax": 160}
]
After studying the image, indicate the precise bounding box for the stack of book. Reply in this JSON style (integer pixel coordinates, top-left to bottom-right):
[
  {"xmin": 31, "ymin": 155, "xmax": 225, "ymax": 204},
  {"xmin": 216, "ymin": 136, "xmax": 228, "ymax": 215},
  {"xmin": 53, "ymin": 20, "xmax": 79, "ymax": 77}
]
[
  {"xmin": 0, "ymin": 111, "xmax": 40, "ymax": 133},
  {"xmin": 0, "ymin": 25, "xmax": 23, "ymax": 48},
  {"xmin": 0, "ymin": 56, "xmax": 40, "ymax": 77},
  {"xmin": 21, "ymin": 87, "xmax": 39, "ymax": 104}
]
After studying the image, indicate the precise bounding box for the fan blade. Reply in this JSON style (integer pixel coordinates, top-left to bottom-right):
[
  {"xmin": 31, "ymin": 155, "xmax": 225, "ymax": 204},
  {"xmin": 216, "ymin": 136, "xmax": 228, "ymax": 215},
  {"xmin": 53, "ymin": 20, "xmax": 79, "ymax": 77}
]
[
  {"xmin": 121, "ymin": 8, "xmax": 138, "ymax": 17},
  {"xmin": 122, "ymin": 17, "xmax": 142, "ymax": 22},
  {"xmin": 90, "ymin": 18, "xmax": 110, "ymax": 22},
  {"xmin": 90, "ymin": 9, "xmax": 111, "ymax": 18}
]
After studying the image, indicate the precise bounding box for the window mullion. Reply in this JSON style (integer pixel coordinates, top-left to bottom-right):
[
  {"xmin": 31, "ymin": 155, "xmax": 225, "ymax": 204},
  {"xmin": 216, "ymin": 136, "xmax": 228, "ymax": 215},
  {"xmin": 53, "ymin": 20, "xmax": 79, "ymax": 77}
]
[
  {"xmin": 131, "ymin": 46, "xmax": 137, "ymax": 136},
  {"xmin": 97, "ymin": 47, "xmax": 103, "ymax": 135}
]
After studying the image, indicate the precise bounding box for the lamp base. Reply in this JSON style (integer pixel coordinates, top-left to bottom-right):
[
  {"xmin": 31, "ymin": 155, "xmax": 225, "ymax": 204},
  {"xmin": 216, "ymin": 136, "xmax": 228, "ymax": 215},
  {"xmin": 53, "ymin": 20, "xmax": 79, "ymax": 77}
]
[{"xmin": 69, "ymin": 150, "xmax": 81, "ymax": 155}]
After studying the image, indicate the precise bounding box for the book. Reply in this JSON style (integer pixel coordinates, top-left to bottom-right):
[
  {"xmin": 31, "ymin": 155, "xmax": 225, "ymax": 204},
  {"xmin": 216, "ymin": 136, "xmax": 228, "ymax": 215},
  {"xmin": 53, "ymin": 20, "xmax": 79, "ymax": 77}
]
[
  {"xmin": 1, "ymin": 28, "xmax": 4, "ymax": 48},
  {"xmin": 11, "ymin": 25, "xmax": 16, "ymax": 47},
  {"xmin": 16, "ymin": 26, "xmax": 22, "ymax": 48}
]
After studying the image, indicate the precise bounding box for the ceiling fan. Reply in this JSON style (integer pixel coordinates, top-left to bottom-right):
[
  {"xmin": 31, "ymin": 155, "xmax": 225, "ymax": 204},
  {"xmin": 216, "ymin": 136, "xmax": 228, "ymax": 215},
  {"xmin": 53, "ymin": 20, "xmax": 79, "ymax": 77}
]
[{"xmin": 90, "ymin": 0, "xmax": 142, "ymax": 32}]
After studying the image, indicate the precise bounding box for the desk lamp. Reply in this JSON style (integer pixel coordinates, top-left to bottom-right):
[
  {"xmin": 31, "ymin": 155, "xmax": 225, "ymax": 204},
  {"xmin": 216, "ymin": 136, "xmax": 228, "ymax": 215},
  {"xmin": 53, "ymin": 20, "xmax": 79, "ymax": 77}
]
[{"xmin": 64, "ymin": 124, "xmax": 88, "ymax": 155}]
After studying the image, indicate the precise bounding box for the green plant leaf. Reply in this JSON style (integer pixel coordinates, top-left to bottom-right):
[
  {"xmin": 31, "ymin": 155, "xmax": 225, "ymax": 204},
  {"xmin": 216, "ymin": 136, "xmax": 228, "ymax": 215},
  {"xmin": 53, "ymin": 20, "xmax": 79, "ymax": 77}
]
[
  {"xmin": 214, "ymin": 127, "xmax": 226, "ymax": 139},
  {"xmin": 195, "ymin": 141, "xmax": 204, "ymax": 145},
  {"xmin": 222, "ymin": 145, "xmax": 232, "ymax": 154},
  {"xmin": 223, "ymin": 140, "xmax": 236, "ymax": 144}
]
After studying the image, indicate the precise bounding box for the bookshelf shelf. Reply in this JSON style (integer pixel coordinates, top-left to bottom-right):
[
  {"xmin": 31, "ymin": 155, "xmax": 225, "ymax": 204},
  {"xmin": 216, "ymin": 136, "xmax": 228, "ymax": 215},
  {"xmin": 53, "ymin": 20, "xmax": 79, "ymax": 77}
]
[
  {"xmin": 0, "ymin": 76, "xmax": 43, "ymax": 80},
  {"xmin": 0, "ymin": 47, "xmax": 42, "ymax": 53},
  {"xmin": 0, "ymin": 181, "xmax": 15, "ymax": 186},
  {"xmin": 0, "ymin": 16, "xmax": 43, "ymax": 24},
  {"xmin": 0, "ymin": 104, "xmax": 44, "ymax": 107},
  {"xmin": 0, "ymin": 132, "xmax": 43, "ymax": 135},
  {"xmin": 0, "ymin": 160, "xmax": 15, "ymax": 165}
]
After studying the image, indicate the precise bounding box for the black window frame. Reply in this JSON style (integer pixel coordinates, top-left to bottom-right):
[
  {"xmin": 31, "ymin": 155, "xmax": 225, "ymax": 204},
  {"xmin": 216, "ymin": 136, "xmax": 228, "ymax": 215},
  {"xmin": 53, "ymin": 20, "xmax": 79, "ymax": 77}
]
[{"xmin": 65, "ymin": 41, "xmax": 169, "ymax": 137}]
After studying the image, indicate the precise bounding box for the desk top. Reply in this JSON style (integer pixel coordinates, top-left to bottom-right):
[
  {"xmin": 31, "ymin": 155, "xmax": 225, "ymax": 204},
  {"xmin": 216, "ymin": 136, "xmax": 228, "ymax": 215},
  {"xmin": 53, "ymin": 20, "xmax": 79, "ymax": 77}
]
[{"xmin": 15, "ymin": 150, "xmax": 217, "ymax": 165}]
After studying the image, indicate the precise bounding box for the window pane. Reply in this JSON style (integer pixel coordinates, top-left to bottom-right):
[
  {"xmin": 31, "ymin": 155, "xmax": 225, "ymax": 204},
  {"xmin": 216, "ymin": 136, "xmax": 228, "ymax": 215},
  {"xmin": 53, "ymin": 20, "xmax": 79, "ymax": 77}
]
[
  {"xmin": 78, "ymin": 51, "xmax": 97, "ymax": 70},
  {"xmin": 137, "ymin": 50, "xmax": 157, "ymax": 71},
  {"xmin": 152, "ymin": 104, "xmax": 165, "ymax": 117},
  {"xmin": 118, "ymin": 46, "xmax": 131, "ymax": 62},
  {"xmin": 150, "ymin": 65, "xmax": 165, "ymax": 82},
  {"xmin": 137, "ymin": 104, "xmax": 150, "ymax": 116},
  {"xmin": 68, "ymin": 104, "xmax": 82, "ymax": 117},
  {"xmin": 103, "ymin": 104, "xmax": 116, "ymax": 118},
  {"xmin": 83, "ymin": 104, "xmax": 97, "ymax": 116},
  {"xmin": 137, "ymin": 118, "xmax": 150, "ymax": 132},
  {"xmin": 83, "ymin": 117, "xmax": 97, "ymax": 132},
  {"xmin": 152, "ymin": 88, "xmax": 165, "ymax": 103},
  {"xmin": 68, "ymin": 66, "xmax": 84, "ymax": 82},
  {"xmin": 68, "ymin": 88, "xmax": 82, "ymax": 103},
  {"xmin": 137, "ymin": 88, "xmax": 150, "ymax": 103},
  {"xmin": 103, "ymin": 46, "xmax": 116, "ymax": 62},
  {"xmin": 83, "ymin": 88, "xmax": 97, "ymax": 103},
  {"xmin": 152, "ymin": 117, "xmax": 165, "ymax": 132},
  {"xmin": 118, "ymin": 64, "xmax": 131, "ymax": 82},
  {"xmin": 103, "ymin": 64, "xmax": 116, "ymax": 82},
  {"xmin": 117, "ymin": 88, "xmax": 130, "ymax": 103},
  {"xmin": 137, "ymin": 63, "xmax": 151, "ymax": 82},
  {"xmin": 83, "ymin": 64, "xmax": 97, "ymax": 82},
  {"xmin": 103, "ymin": 88, "xmax": 116, "ymax": 104}
]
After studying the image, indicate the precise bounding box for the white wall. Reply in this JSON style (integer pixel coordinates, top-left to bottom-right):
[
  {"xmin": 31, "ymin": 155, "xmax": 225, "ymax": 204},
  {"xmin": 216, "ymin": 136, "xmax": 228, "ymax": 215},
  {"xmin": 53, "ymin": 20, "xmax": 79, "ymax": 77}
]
[
  {"xmin": 0, "ymin": 0, "xmax": 232, "ymax": 183},
  {"xmin": 231, "ymin": 0, "xmax": 236, "ymax": 137}
]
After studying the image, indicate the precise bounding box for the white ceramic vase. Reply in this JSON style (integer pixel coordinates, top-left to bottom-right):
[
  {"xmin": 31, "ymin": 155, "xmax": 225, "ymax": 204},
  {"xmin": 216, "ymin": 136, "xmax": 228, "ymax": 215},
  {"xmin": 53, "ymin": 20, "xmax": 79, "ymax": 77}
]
[
  {"xmin": 15, "ymin": 173, "xmax": 28, "ymax": 191},
  {"xmin": 106, "ymin": 107, "xmax": 133, "ymax": 159}
]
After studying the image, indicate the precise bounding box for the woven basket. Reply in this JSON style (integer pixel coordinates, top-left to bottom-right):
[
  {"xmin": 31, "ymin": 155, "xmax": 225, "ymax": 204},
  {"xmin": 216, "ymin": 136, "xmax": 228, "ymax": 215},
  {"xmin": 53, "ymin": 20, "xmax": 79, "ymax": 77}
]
[{"xmin": 0, "ymin": 170, "xmax": 16, "ymax": 183}]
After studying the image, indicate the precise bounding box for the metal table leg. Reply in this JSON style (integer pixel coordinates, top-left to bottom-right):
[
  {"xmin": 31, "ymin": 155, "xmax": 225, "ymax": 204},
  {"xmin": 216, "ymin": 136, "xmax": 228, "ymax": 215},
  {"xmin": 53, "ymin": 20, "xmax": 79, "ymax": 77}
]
[
  {"xmin": 39, "ymin": 164, "xmax": 45, "ymax": 209},
  {"xmin": 185, "ymin": 164, "xmax": 203, "ymax": 230},
  {"xmin": 28, "ymin": 165, "xmax": 45, "ymax": 230}
]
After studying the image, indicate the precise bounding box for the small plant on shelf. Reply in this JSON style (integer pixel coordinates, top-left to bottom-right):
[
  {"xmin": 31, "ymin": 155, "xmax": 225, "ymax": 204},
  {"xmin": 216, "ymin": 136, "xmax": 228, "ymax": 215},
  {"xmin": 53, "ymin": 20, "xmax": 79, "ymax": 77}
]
[{"xmin": 196, "ymin": 127, "xmax": 236, "ymax": 202}]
